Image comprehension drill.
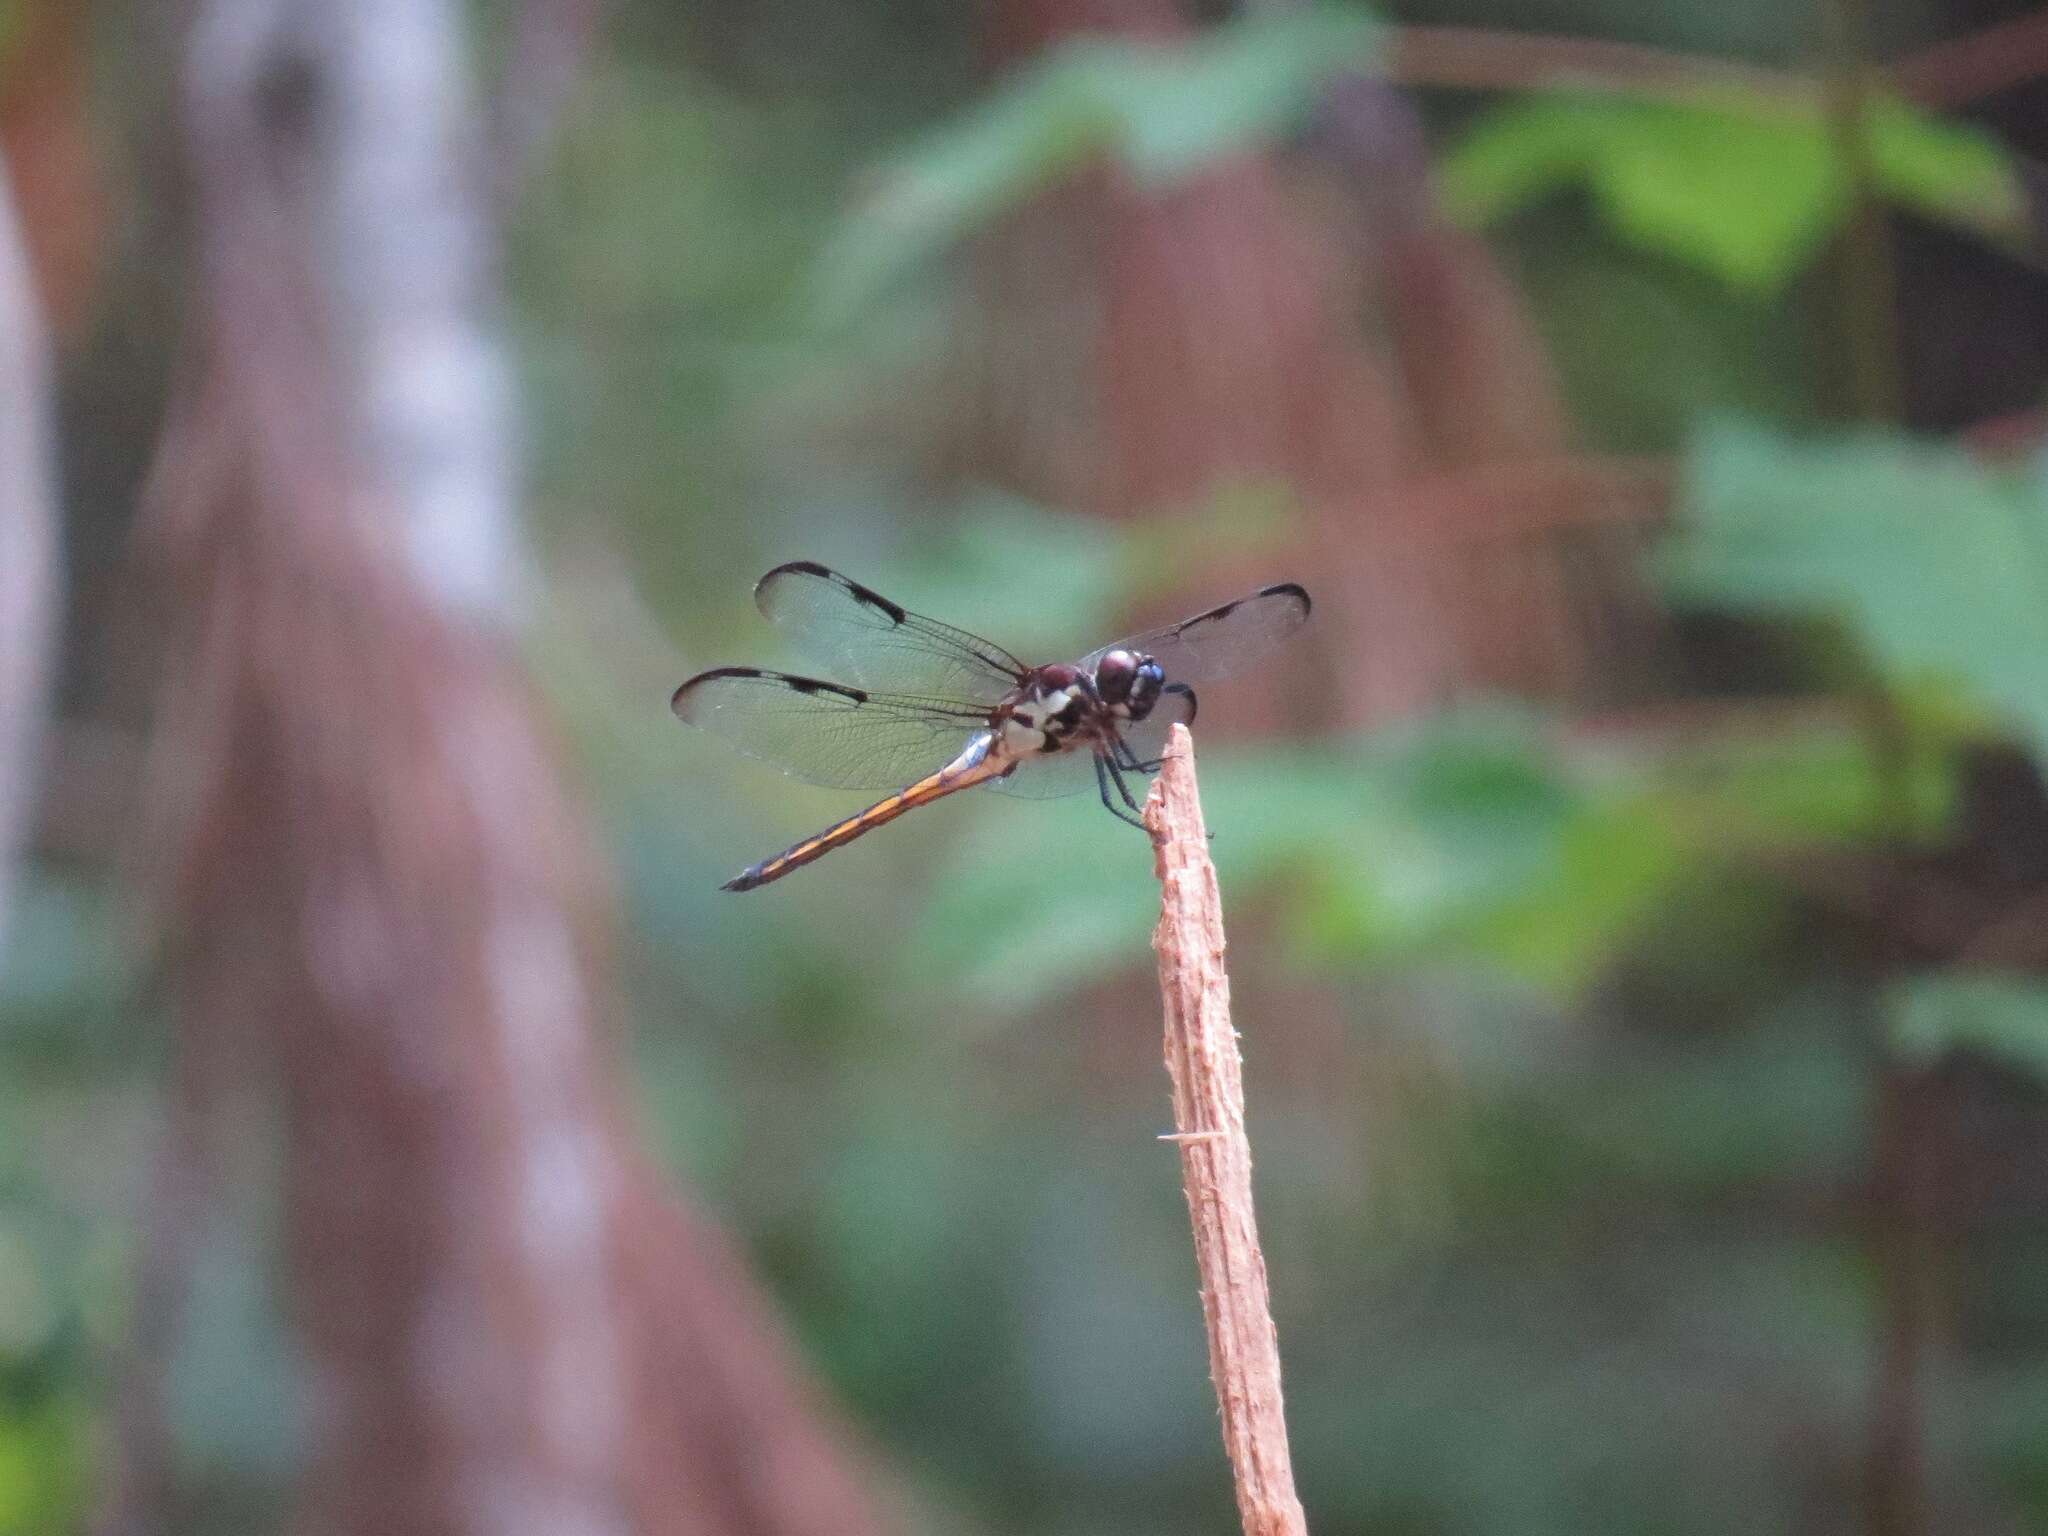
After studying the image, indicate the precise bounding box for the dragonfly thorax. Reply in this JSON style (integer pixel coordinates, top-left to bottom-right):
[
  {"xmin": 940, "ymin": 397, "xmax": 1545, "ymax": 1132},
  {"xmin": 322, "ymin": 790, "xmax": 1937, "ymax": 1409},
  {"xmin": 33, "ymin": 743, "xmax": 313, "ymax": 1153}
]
[{"xmin": 1000, "ymin": 664, "xmax": 1088, "ymax": 755}]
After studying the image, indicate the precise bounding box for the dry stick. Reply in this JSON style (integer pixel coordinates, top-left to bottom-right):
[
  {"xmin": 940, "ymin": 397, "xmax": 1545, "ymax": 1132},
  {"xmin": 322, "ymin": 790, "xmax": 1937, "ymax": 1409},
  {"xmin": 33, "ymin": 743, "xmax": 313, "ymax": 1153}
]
[{"xmin": 1144, "ymin": 725, "xmax": 1308, "ymax": 1536}]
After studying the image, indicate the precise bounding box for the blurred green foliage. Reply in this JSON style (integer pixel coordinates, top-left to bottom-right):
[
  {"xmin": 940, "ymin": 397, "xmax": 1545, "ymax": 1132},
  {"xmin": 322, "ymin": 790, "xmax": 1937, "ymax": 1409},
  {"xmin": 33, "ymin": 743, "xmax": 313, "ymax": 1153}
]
[
  {"xmin": 1443, "ymin": 89, "xmax": 2024, "ymax": 293},
  {"xmin": 921, "ymin": 701, "xmax": 1957, "ymax": 1007},
  {"xmin": 0, "ymin": 873, "xmax": 145, "ymax": 1532},
  {"xmin": 0, "ymin": 1396, "xmax": 87, "ymax": 1536},
  {"xmin": 1890, "ymin": 974, "xmax": 2048, "ymax": 1080},
  {"xmin": 811, "ymin": 8, "xmax": 1380, "ymax": 321},
  {"xmin": 10, "ymin": 1, "xmax": 2048, "ymax": 1532},
  {"xmin": 1664, "ymin": 420, "xmax": 2048, "ymax": 762}
]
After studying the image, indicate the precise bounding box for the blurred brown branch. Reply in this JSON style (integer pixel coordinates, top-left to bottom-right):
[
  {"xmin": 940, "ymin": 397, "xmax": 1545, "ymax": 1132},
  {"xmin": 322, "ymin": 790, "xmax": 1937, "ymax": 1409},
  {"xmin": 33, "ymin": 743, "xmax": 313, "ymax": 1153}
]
[
  {"xmin": 0, "ymin": 145, "xmax": 59, "ymax": 955},
  {"xmin": 107, "ymin": 2, "xmax": 892, "ymax": 1532},
  {"xmin": 1145, "ymin": 727, "xmax": 1307, "ymax": 1536},
  {"xmin": 1391, "ymin": 19, "xmax": 2048, "ymax": 109},
  {"xmin": 1892, "ymin": 9, "xmax": 2048, "ymax": 109},
  {"xmin": 1389, "ymin": 25, "xmax": 1805, "ymax": 101}
]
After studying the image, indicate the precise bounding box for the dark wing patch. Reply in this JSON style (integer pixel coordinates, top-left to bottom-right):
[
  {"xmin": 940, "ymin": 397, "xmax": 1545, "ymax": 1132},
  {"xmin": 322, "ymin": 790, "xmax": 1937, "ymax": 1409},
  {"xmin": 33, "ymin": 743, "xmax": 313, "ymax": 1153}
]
[
  {"xmin": 671, "ymin": 666, "xmax": 986, "ymax": 791},
  {"xmin": 679, "ymin": 665, "xmax": 870, "ymax": 705},
  {"xmin": 1086, "ymin": 583, "xmax": 1310, "ymax": 687},
  {"xmin": 753, "ymin": 562, "xmax": 1027, "ymax": 700},
  {"xmin": 769, "ymin": 560, "xmax": 908, "ymax": 625}
]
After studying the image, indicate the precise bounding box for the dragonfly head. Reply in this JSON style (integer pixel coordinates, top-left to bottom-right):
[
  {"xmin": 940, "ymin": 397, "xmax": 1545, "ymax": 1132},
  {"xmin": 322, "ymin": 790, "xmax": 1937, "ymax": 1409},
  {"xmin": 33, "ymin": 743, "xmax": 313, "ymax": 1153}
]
[{"xmin": 1094, "ymin": 648, "xmax": 1165, "ymax": 720}]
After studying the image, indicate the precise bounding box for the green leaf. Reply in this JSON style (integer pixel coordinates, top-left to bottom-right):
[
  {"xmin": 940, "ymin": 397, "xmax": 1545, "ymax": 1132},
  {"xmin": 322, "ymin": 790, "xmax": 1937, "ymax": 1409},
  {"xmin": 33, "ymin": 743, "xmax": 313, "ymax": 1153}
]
[
  {"xmin": 0, "ymin": 872, "xmax": 138, "ymax": 1048},
  {"xmin": 1295, "ymin": 714, "xmax": 1592, "ymax": 971},
  {"xmin": 913, "ymin": 699, "xmax": 1967, "ymax": 1007},
  {"xmin": 1888, "ymin": 973, "xmax": 2048, "ymax": 1082},
  {"xmin": 1449, "ymin": 794, "xmax": 1687, "ymax": 992},
  {"xmin": 0, "ymin": 1397, "xmax": 86, "ymax": 1536},
  {"xmin": 1866, "ymin": 94, "xmax": 2027, "ymax": 237},
  {"xmin": 1649, "ymin": 711, "xmax": 1957, "ymax": 843},
  {"xmin": 1297, "ymin": 711, "xmax": 1941, "ymax": 992},
  {"xmin": 914, "ymin": 710, "xmax": 1595, "ymax": 1007},
  {"xmin": 1441, "ymin": 89, "xmax": 2023, "ymax": 295},
  {"xmin": 1591, "ymin": 100, "xmax": 1839, "ymax": 294},
  {"xmin": 1660, "ymin": 419, "xmax": 2048, "ymax": 763},
  {"xmin": 811, "ymin": 58, "xmax": 1114, "ymax": 323},
  {"xmin": 1436, "ymin": 97, "xmax": 1611, "ymax": 234},
  {"xmin": 812, "ymin": 10, "xmax": 1378, "ymax": 321},
  {"xmin": 1110, "ymin": 11, "xmax": 1381, "ymax": 185}
]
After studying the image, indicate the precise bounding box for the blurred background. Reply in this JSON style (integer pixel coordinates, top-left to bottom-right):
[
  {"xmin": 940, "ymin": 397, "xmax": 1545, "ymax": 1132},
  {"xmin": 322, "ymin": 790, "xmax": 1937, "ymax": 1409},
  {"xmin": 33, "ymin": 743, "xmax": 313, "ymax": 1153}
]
[{"xmin": 4, "ymin": 0, "xmax": 2048, "ymax": 1532}]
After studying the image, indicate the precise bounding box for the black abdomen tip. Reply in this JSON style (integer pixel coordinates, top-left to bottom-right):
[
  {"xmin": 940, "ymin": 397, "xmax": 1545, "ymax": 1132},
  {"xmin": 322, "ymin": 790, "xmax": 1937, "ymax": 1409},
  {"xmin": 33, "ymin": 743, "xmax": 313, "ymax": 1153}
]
[{"xmin": 722, "ymin": 868, "xmax": 765, "ymax": 893}]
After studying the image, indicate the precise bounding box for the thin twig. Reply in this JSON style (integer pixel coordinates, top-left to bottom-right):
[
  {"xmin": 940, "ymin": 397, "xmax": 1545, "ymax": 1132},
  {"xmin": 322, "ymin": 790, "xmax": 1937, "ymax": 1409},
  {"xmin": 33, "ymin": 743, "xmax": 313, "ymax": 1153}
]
[
  {"xmin": 1816, "ymin": 1, "xmax": 1930, "ymax": 1528},
  {"xmin": 1821, "ymin": 0, "xmax": 1904, "ymax": 425},
  {"xmin": 1144, "ymin": 725, "xmax": 1307, "ymax": 1536}
]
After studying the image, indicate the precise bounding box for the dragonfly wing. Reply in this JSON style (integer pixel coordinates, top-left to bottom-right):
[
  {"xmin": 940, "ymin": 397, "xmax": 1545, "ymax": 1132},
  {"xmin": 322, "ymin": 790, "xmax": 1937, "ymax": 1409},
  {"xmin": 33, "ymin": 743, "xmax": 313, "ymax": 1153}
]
[
  {"xmin": 1087, "ymin": 582, "xmax": 1310, "ymax": 686},
  {"xmin": 983, "ymin": 745, "xmax": 1097, "ymax": 800},
  {"xmin": 671, "ymin": 667, "xmax": 990, "ymax": 791},
  {"xmin": 754, "ymin": 562, "xmax": 1028, "ymax": 701}
]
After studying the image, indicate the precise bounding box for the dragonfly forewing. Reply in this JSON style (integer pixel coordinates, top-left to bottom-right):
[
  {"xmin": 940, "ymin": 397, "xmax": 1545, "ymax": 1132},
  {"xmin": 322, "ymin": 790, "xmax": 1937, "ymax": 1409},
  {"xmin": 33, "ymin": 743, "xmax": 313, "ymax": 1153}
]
[
  {"xmin": 754, "ymin": 561, "xmax": 1027, "ymax": 700},
  {"xmin": 1086, "ymin": 582, "xmax": 1310, "ymax": 686}
]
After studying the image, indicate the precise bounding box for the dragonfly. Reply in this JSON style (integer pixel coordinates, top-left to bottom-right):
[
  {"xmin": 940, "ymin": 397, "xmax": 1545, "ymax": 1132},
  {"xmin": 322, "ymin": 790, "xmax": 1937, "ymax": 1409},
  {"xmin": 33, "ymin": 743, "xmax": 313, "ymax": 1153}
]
[{"xmin": 671, "ymin": 561, "xmax": 1311, "ymax": 891}]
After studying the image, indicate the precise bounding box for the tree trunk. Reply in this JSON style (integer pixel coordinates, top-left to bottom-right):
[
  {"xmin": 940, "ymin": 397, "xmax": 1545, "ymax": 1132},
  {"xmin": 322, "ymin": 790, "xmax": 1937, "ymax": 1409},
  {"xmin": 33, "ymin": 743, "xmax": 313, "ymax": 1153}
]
[{"xmin": 107, "ymin": 5, "xmax": 893, "ymax": 1533}]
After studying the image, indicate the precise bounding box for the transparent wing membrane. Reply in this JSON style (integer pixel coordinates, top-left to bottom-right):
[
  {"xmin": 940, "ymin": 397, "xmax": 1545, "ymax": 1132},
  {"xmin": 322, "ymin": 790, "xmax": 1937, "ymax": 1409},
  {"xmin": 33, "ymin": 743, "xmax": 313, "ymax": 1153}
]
[
  {"xmin": 753, "ymin": 561, "xmax": 1027, "ymax": 701},
  {"xmin": 670, "ymin": 667, "xmax": 988, "ymax": 791},
  {"xmin": 983, "ymin": 748, "xmax": 1095, "ymax": 800},
  {"xmin": 1088, "ymin": 583, "xmax": 1310, "ymax": 686}
]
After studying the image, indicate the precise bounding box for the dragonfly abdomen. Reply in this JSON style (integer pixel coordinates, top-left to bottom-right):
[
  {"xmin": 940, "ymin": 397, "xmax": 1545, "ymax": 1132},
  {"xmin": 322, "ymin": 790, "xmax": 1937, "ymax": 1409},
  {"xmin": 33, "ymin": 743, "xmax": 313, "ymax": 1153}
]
[{"xmin": 721, "ymin": 733, "xmax": 1007, "ymax": 892}]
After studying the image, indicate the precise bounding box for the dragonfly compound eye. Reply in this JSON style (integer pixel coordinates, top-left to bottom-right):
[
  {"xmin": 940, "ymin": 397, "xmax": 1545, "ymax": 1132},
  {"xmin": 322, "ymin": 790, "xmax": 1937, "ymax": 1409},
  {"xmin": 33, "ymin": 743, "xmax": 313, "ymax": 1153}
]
[{"xmin": 1094, "ymin": 648, "xmax": 1139, "ymax": 704}]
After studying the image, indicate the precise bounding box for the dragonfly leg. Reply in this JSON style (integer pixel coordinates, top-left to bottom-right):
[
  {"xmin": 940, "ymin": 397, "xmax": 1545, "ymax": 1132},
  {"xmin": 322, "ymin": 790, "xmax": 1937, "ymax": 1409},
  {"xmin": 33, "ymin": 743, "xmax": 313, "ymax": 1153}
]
[
  {"xmin": 1124, "ymin": 683, "xmax": 1197, "ymax": 772},
  {"xmin": 1103, "ymin": 750, "xmax": 1146, "ymax": 813},
  {"xmin": 1122, "ymin": 743, "xmax": 1171, "ymax": 773},
  {"xmin": 1094, "ymin": 751, "xmax": 1147, "ymax": 829}
]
